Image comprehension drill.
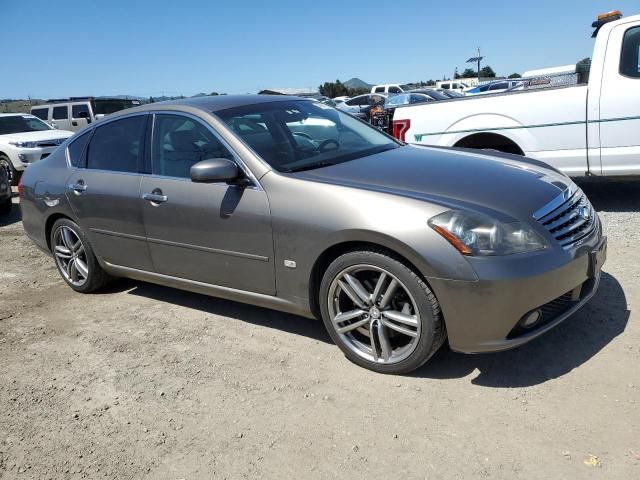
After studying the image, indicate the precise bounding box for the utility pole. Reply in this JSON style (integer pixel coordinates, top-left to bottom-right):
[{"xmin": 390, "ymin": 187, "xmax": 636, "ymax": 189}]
[{"xmin": 466, "ymin": 47, "xmax": 484, "ymax": 81}]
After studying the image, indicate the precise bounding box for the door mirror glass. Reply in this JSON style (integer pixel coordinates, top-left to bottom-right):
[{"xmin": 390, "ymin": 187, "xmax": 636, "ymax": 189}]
[{"xmin": 190, "ymin": 158, "xmax": 240, "ymax": 183}]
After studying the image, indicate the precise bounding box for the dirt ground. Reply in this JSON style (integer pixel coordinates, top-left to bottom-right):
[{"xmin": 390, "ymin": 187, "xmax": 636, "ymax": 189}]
[{"xmin": 0, "ymin": 179, "xmax": 638, "ymax": 479}]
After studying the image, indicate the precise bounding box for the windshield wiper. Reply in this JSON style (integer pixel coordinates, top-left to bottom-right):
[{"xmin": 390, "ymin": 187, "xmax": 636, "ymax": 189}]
[{"xmin": 284, "ymin": 161, "xmax": 338, "ymax": 173}]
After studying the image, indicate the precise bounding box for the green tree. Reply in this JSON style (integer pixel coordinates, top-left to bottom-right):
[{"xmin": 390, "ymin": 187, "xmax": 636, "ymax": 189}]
[
  {"xmin": 209, "ymin": 92, "xmax": 220, "ymax": 96},
  {"xmin": 148, "ymin": 96, "xmax": 155, "ymax": 103},
  {"xmin": 425, "ymin": 79, "xmax": 436, "ymax": 86},
  {"xmin": 454, "ymin": 68, "xmax": 461, "ymax": 79},
  {"xmin": 461, "ymin": 68, "xmax": 477, "ymax": 78},
  {"xmin": 507, "ymin": 73, "xmax": 522, "ymax": 79},
  {"xmin": 479, "ymin": 66, "xmax": 496, "ymax": 78}
]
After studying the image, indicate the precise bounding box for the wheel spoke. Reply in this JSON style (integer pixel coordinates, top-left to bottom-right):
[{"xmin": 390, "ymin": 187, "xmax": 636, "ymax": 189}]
[
  {"xmin": 382, "ymin": 310, "xmax": 418, "ymax": 327},
  {"xmin": 371, "ymin": 272, "xmax": 387, "ymax": 304},
  {"xmin": 54, "ymin": 245, "xmax": 72, "ymax": 259},
  {"xmin": 61, "ymin": 227, "xmax": 75, "ymax": 250},
  {"xmin": 343, "ymin": 273, "xmax": 371, "ymax": 306},
  {"xmin": 381, "ymin": 319, "xmax": 418, "ymax": 338},
  {"xmin": 337, "ymin": 280, "xmax": 367, "ymax": 309},
  {"xmin": 72, "ymin": 239, "xmax": 83, "ymax": 254},
  {"xmin": 66, "ymin": 258, "xmax": 76, "ymax": 280},
  {"xmin": 337, "ymin": 317, "xmax": 371, "ymax": 334},
  {"xmin": 333, "ymin": 309, "xmax": 366, "ymax": 325},
  {"xmin": 369, "ymin": 320, "xmax": 379, "ymax": 361},
  {"xmin": 378, "ymin": 278, "xmax": 398, "ymax": 309},
  {"xmin": 74, "ymin": 258, "xmax": 89, "ymax": 279},
  {"xmin": 376, "ymin": 321, "xmax": 392, "ymax": 361}
]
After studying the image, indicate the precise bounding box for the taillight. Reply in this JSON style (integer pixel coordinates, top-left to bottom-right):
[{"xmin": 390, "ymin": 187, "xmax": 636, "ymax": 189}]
[
  {"xmin": 392, "ymin": 119, "xmax": 411, "ymax": 141},
  {"xmin": 18, "ymin": 175, "xmax": 23, "ymax": 197}
]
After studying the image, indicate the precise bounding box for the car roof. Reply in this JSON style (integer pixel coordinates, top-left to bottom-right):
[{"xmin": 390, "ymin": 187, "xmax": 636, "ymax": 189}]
[{"xmin": 154, "ymin": 94, "xmax": 308, "ymax": 112}]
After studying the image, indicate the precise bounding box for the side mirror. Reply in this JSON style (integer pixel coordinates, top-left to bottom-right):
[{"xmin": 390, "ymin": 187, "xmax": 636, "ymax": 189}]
[
  {"xmin": 191, "ymin": 158, "xmax": 241, "ymax": 183},
  {"xmin": 77, "ymin": 111, "xmax": 90, "ymax": 119}
]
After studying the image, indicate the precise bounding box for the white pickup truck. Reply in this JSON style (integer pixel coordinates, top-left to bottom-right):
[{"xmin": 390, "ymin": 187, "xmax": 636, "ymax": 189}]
[{"xmin": 392, "ymin": 11, "xmax": 640, "ymax": 177}]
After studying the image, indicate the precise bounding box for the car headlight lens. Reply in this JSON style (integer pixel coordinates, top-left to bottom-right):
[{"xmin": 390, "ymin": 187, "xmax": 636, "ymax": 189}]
[
  {"xmin": 429, "ymin": 210, "xmax": 546, "ymax": 256},
  {"xmin": 9, "ymin": 141, "xmax": 37, "ymax": 148}
]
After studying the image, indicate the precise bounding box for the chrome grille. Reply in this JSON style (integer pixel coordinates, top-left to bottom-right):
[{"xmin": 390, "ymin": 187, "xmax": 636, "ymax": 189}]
[{"xmin": 534, "ymin": 187, "xmax": 596, "ymax": 248}]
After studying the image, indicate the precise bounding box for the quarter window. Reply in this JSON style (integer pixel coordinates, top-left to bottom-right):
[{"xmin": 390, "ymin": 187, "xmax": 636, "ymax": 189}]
[
  {"xmin": 31, "ymin": 108, "xmax": 48, "ymax": 120},
  {"xmin": 151, "ymin": 114, "xmax": 234, "ymax": 179},
  {"xmin": 86, "ymin": 115, "xmax": 147, "ymax": 173},
  {"xmin": 67, "ymin": 131, "xmax": 91, "ymax": 168},
  {"xmin": 52, "ymin": 106, "xmax": 69, "ymax": 120},
  {"xmin": 620, "ymin": 26, "xmax": 640, "ymax": 78}
]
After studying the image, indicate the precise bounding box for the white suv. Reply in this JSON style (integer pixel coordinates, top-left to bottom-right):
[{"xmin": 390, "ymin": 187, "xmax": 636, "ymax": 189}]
[{"xmin": 0, "ymin": 114, "xmax": 74, "ymax": 185}]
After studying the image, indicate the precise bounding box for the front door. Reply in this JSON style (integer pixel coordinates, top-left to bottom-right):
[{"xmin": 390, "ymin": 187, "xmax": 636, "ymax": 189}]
[
  {"xmin": 50, "ymin": 105, "xmax": 71, "ymax": 131},
  {"xmin": 140, "ymin": 113, "xmax": 275, "ymax": 294},
  {"xmin": 598, "ymin": 23, "xmax": 640, "ymax": 175},
  {"xmin": 70, "ymin": 103, "xmax": 92, "ymax": 131},
  {"xmin": 65, "ymin": 114, "xmax": 154, "ymax": 271}
]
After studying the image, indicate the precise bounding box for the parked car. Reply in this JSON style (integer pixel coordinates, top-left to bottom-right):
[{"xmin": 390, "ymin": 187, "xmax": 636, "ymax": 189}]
[
  {"xmin": 314, "ymin": 96, "xmax": 337, "ymax": 107},
  {"xmin": 437, "ymin": 81, "xmax": 469, "ymax": 92},
  {"xmin": 20, "ymin": 95, "xmax": 606, "ymax": 374},
  {"xmin": 0, "ymin": 113, "xmax": 73, "ymax": 185},
  {"xmin": 464, "ymin": 80, "xmax": 523, "ymax": 96},
  {"xmin": 0, "ymin": 160, "xmax": 11, "ymax": 215},
  {"xmin": 374, "ymin": 92, "xmax": 444, "ymax": 132},
  {"xmin": 336, "ymin": 93, "xmax": 388, "ymax": 120},
  {"xmin": 436, "ymin": 89, "xmax": 465, "ymax": 98},
  {"xmin": 31, "ymin": 97, "xmax": 141, "ymax": 132},
  {"xmin": 392, "ymin": 10, "xmax": 640, "ymax": 177},
  {"xmin": 371, "ymin": 84, "xmax": 410, "ymax": 94},
  {"xmin": 332, "ymin": 96, "xmax": 350, "ymax": 104},
  {"xmin": 407, "ymin": 89, "xmax": 450, "ymax": 101}
]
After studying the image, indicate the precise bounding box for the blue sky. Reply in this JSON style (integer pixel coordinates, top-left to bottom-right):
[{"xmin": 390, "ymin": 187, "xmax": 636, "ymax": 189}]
[{"xmin": 1, "ymin": 0, "xmax": 637, "ymax": 98}]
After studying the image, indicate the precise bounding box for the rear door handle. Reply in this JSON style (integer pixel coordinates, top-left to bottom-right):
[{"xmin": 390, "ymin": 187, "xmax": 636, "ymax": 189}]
[
  {"xmin": 68, "ymin": 182, "xmax": 87, "ymax": 194},
  {"xmin": 142, "ymin": 192, "xmax": 168, "ymax": 203}
]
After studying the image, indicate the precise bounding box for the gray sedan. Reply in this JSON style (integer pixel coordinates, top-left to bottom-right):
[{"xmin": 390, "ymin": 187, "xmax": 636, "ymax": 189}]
[{"xmin": 20, "ymin": 95, "xmax": 607, "ymax": 374}]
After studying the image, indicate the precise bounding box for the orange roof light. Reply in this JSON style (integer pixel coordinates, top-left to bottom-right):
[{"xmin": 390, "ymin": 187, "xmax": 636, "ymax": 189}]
[{"xmin": 597, "ymin": 10, "xmax": 622, "ymax": 21}]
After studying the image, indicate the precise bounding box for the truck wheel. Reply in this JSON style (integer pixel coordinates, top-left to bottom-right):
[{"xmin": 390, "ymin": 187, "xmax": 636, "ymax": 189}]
[
  {"xmin": 0, "ymin": 154, "xmax": 19, "ymax": 186},
  {"xmin": 319, "ymin": 249, "xmax": 446, "ymax": 374}
]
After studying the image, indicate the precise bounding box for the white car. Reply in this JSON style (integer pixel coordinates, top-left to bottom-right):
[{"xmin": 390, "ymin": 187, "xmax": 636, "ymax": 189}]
[
  {"xmin": 392, "ymin": 10, "xmax": 640, "ymax": 177},
  {"xmin": 0, "ymin": 114, "xmax": 74, "ymax": 185},
  {"xmin": 371, "ymin": 84, "xmax": 408, "ymax": 94}
]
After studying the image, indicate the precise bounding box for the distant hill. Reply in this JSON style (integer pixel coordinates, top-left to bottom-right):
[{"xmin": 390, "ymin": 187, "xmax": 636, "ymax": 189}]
[{"xmin": 344, "ymin": 78, "xmax": 373, "ymax": 90}]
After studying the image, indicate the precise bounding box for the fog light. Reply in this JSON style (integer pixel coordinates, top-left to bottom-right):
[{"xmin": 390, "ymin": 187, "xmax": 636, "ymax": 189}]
[
  {"xmin": 522, "ymin": 310, "xmax": 542, "ymax": 328},
  {"xmin": 18, "ymin": 154, "xmax": 27, "ymax": 161}
]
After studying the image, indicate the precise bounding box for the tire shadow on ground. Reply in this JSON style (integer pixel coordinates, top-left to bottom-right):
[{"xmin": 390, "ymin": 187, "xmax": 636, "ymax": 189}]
[{"xmin": 413, "ymin": 272, "xmax": 629, "ymax": 387}]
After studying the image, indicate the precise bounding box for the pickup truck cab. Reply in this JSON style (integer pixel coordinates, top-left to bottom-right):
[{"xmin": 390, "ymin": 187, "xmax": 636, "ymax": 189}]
[{"xmin": 392, "ymin": 11, "xmax": 640, "ymax": 177}]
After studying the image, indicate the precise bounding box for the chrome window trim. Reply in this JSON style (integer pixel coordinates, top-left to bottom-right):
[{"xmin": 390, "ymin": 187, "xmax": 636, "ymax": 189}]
[{"xmin": 149, "ymin": 110, "xmax": 264, "ymax": 191}]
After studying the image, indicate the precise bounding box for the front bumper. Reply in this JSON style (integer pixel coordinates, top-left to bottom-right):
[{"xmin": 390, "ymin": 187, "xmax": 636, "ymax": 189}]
[
  {"xmin": 427, "ymin": 229, "xmax": 606, "ymax": 354},
  {"xmin": 10, "ymin": 146, "xmax": 58, "ymax": 171}
]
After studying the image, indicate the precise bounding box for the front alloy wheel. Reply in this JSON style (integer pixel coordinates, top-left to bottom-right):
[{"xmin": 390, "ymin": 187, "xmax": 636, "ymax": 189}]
[{"xmin": 320, "ymin": 250, "xmax": 445, "ymax": 374}]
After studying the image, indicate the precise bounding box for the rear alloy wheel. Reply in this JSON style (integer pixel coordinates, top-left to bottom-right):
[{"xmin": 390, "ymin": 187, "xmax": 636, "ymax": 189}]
[
  {"xmin": 50, "ymin": 218, "xmax": 110, "ymax": 293},
  {"xmin": 320, "ymin": 250, "xmax": 445, "ymax": 374}
]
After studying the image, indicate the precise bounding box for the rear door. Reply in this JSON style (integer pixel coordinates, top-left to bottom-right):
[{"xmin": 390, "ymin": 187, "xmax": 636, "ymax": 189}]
[
  {"xmin": 65, "ymin": 113, "xmax": 154, "ymax": 271},
  {"xmin": 140, "ymin": 113, "xmax": 275, "ymax": 294},
  {"xmin": 598, "ymin": 23, "xmax": 640, "ymax": 175},
  {"xmin": 51, "ymin": 105, "xmax": 71, "ymax": 130}
]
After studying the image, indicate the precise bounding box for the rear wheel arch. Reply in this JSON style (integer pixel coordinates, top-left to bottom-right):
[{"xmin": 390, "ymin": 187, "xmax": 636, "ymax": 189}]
[
  {"xmin": 45, "ymin": 213, "xmax": 76, "ymax": 251},
  {"xmin": 454, "ymin": 132, "xmax": 524, "ymax": 155}
]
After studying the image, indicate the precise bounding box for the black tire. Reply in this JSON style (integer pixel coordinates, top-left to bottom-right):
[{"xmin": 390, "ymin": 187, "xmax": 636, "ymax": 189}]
[
  {"xmin": 0, "ymin": 154, "xmax": 20, "ymax": 187},
  {"xmin": 50, "ymin": 218, "xmax": 110, "ymax": 293},
  {"xmin": 0, "ymin": 198, "xmax": 11, "ymax": 215},
  {"xmin": 319, "ymin": 249, "xmax": 446, "ymax": 374}
]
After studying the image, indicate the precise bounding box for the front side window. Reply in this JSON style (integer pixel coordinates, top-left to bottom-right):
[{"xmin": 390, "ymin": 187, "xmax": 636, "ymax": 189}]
[
  {"xmin": 388, "ymin": 86, "xmax": 401, "ymax": 94},
  {"xmin": 620, "ymin": 26, "xmax": 640, "ymax": 78},
  {"xmin": 67, "ymin": 131, "xmax": 92, "ymax": 167},
  {"xmin": 86, "ymin": 115, "xmax": 146, "ymax": 173},
  {"xmin": 72, "ymin": 104, "xmax": 91, "ymax": 119},
  {"xmin": 53, "ymin": 106, "xmax": 69, "ymax": 120},
  {"xmin": 217, "ymin": 100, "xmax": 399, "ymax": 173},
  {"xmin": 374, "ymin": 86, "xmax": 385, "ymax": 93},
  {"xmin": 0, "ymin": 115, "xmax": 52, "ymax": 134},
  {"xmin": 31, "ymin": 108, "xmax": 48, "ymax": 120},
  {"xmin": 152, "ymin": 114, "xmax": 234, "ymax": 178}
]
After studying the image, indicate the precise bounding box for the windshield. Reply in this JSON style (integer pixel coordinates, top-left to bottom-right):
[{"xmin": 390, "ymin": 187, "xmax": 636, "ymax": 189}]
[
  {"xmin": 91, "ymin": 99, "xmax": 140, "ymax": 115},
  {"xmin": 216, "ymin": 100, "xmax": 400, "ymax": 172},
  {"xmin": 0, "ymin": 115, "xmax": 52, "ymax": 135}
]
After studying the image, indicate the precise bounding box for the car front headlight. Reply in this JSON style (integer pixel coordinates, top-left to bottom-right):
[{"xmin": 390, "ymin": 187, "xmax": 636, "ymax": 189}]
[
  {"xmin": 9, "ymin": 141, "xmax": 37, "ymax": 148},
  {"xmin": 429, "ymin": 210, "xmax": 546, "ymax": 256}
]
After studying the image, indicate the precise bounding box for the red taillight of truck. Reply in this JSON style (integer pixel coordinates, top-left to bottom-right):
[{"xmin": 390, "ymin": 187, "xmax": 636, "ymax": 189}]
[
  {"xmin": 18, "ymin": 175, "xmax": 23, "ymax": 197},
  {"xmin": 392, "ymin": 119, "xmax": 411, "ymax": 142}
]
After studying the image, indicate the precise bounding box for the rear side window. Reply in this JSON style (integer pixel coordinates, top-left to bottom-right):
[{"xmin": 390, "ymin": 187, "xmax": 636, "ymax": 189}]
[
  {"xmin": 67, "ymin": 131, "xmax": 92, "ymax": 167},
  {"xmin": 72, "ymin": 104, "xmax": 91, "ymax": 118},
  {"xmin": 388, "ymin": 86, "xmax": 402, "ymax": 94},
  {"xmin": 52, "ymin": 106, "xmax": 69, "ymax": 120},
  {"xmin": 374, "ymin": 86, "xmax": 385, "ymax": 93},
  {"xmin": 620, "ymin": 26, "xmax": 640, "ymax": 78},
  {"xmin": 86, "ymin": 115, "xmax": 147, "ymax": 173},
  {"xmin": 151, "ymin": 114, "xmax": 233, "ymax": 179},
  {"xmin": 31, "ymin": 108, "xmax": 48, "ymax": 120}
]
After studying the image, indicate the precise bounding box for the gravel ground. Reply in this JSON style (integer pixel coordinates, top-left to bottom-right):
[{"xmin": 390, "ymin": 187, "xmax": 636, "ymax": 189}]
[{"xmin": 0, "ymin": 179, "xmax": 638, "ymax": 479}]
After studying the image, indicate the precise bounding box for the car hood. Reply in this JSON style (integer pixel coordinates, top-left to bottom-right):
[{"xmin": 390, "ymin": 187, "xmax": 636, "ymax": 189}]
[
  {"xmin": 0, "ymin": 130, "xmax": 74, "ymax": 142},
  {"xmin": 291, "ymin": 144, "xmax": 573, "ymax": 222}
]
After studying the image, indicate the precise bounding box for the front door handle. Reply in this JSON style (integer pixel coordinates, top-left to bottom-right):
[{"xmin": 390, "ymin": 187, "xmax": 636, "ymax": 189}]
[
  {"xmin": 142, "ymin": 191, "xmax": 168, "ymax": 203},
  {"xmin": 68, "ymin": 182, "xmax": 87, "ymax": 194}
]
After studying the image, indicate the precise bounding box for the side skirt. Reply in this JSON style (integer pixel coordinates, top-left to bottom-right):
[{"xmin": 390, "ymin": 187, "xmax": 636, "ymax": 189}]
[{"xmin": 102, "ymin": 261, "xmax": 315, "ymax": 319}]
